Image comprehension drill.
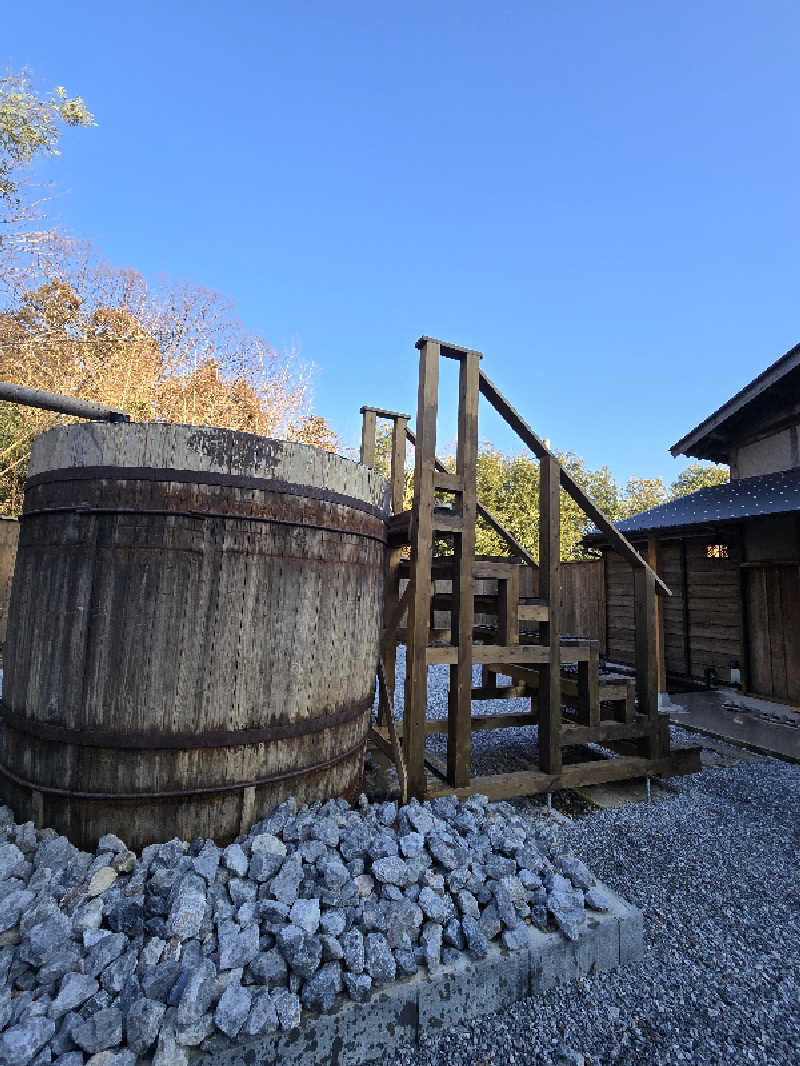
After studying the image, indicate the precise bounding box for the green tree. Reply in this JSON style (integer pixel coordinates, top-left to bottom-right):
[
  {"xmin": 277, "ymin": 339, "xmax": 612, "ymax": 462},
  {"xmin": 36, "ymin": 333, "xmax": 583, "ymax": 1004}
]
[
  {"xmin": 1, "ymin": 69, "xmax": 94, "ymax": 210},
  {"xmin": 1, "ymin": 69, "xmax": 95, "ymax": 295},
  {"xmin": 620, "ymin": 475, "xmax": 668, "ymax": 517},
  {"xmin": 670, "ymin": 461, "xmax": 729, "ymax": 498}
]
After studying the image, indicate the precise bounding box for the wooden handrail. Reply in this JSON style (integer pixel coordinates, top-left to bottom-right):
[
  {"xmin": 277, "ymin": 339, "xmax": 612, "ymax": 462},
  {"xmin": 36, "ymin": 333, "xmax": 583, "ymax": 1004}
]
[{"xmin": 477, "ymin": 370, "xmax": 671, "ymax": 596}]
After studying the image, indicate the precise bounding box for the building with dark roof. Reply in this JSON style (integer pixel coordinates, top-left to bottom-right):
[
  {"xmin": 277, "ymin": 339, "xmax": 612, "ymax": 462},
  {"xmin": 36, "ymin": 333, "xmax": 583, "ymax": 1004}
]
[{"xmin": 586, "ymin": 344, "xmax": 800, "ymax": 704}]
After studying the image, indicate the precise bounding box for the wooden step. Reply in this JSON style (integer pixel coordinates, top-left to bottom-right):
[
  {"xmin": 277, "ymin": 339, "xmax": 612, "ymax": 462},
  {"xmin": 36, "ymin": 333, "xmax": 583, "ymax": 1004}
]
[
  {"xmin": 386, "ymin": 511, "xmax": 412, "ymax": 547},
  {"xmin": 427, "ymin": 643, "xmax": 555, "ymax": 665},
  {"xmin": 518, "ymin": 600, "xmax": 548, "ymax": 622},
  {"xmin": 397, "ymin": 556, "xmax": 527, "ymax": 580}
]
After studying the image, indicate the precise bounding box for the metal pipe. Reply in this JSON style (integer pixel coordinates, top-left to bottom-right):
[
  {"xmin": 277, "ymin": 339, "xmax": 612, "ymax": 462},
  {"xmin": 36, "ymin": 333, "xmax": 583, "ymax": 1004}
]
[{"xmin": 0, "ymin": 383, "xmax": 130, "ymax": 423}]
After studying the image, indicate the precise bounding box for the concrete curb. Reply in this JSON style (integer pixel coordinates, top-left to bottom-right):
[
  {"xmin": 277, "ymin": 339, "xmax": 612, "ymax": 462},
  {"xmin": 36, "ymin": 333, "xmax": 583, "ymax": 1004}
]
[{"xmin": 190, "ymin": 883, "xmax": 642, "ymax": 1066}]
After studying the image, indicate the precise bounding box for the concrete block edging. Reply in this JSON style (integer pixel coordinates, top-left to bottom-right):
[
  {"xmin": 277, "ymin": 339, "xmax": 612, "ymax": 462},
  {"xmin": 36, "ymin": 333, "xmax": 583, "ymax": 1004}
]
[{"xmin": 191, "ymin": 884, "xmax": 642, "ymax": 1066}]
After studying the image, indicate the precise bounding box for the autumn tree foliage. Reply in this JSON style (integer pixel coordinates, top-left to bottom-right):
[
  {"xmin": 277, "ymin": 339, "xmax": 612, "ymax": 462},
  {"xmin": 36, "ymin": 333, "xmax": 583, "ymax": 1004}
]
[{"xmin": 0, "ymin": 244, "xmax": 338, "ymax": 513}]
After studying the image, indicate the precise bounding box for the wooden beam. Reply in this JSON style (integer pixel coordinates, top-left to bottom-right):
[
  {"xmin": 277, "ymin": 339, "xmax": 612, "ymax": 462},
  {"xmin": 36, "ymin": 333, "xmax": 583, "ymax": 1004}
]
[
  {"xmin": 383, "ymin": 582, "xmax": 411, "ymax": 646},
  {"xmin": 360, "ymin": 408, "xmax": 377, "ymax": 467},
  {"xmin": 405, "ymin": 338, "xmax": 440, "ymax": 799},
  {"xmin": 432, "ymin": 513, "xmax": 464, "ymax": 534},
  {"xmin": 634, "ymin": 566, "xmax": 661, "ymax": 755},
  {"xmin": 433, "ymin": 471, "xmax": 462, "ymax": 492},
  {"xmin": 428, "ymin": 644, "xmax": 554, "ymax": 666},
  {"xmin": 537, "ymin": 453, "xmax": 562, "ymax": 774},
  {"xmin": 448, "ymin": 348, "xmax": 481, "ymax": 789},
  {"xmin": 390, "ymin": 416, "xmax": 408, "ymax": 515},
  {"xmin": 577, "ymin": 641, "xmax": 600, "ymax": 727},
  {"xmin": 518, "ymin": 602, "xmax": 549, "ymax": 622},
  {"xmin": 648, "ymin": 535, "xmax": 667, "ymax": 697},
  {"xmin": 470, "ymin": 683, "xmax": 530, "ymax": 700},
  {"xmin": 425, "ymin": 748, "xmax": 702, "ymax": 801},
  {"xmin": 477, "ymin": 370, "xmax": 670, "ymax": 596},
  {"xmin": 376, "ymin": 658, "xmax": 408, "ymax": 804},
  {"xmin": 360, "ymin": 406, "xmax": 411, "ymax": 421},
  {"xmin": 498, "ymin": 567, "xmax": 520, "ymax": 647},
  {"xmin": 391, "ymin": 713, "xmax": 658, "ymax": 745},
  {"xmin": 476, "ymin": 507, "xmax": 538, "ymax": 570}
]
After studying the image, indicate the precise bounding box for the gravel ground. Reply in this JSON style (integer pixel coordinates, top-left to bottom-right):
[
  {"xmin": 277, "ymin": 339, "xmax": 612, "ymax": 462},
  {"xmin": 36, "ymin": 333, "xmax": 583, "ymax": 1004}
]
[{"xmin": 378, "ymin": 652, "xmax": 800, "ymax": 1066}]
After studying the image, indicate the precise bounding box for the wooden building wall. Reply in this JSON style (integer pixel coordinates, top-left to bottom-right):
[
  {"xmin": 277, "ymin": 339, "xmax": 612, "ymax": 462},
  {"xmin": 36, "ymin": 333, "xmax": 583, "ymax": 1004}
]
[
  {"xmin": 684, "ymin": 535, "xmax": 743, "ymax": 678},
  {"xmin": 520, "ymin": 560, "xmax": 605, "ymax": 650},
  {"xmin": 743, "ymin": 563, "xmax": 800, "ymax": 703},
  {"xmin": 605, "ymin": 533, "xmax": 743, "ymax": 682}
]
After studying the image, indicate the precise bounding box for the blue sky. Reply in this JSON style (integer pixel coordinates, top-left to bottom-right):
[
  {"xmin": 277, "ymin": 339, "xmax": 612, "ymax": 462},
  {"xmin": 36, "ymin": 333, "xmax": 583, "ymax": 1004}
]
[{"xmin": 5, "ymin": 1, "xmax": 800, "ymax": 485}]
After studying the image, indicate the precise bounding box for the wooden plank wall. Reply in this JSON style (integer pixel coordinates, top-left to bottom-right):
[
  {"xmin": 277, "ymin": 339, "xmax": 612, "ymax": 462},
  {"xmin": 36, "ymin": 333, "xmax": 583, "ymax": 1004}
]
[
  {"xmin": 744, "ymin": 564, "xmax": 800, "ymax": 703},
  {"xmin": 605, "ymin": 535, "xmax": 744, "ymax": 681},
  {"xmin": 605, "ymin": 550, "xmax": 635, "ymax": 664},
  {"xmin": 684, "ymin": 535, "xmax": 742, "ymax": 679},
  {"xmin": 658, "ymin": 542, "xmax": 688, "ymax": 677},
  {"xmin": 560, "ymin": 559, "xmax": 605, "ymax": 648}
]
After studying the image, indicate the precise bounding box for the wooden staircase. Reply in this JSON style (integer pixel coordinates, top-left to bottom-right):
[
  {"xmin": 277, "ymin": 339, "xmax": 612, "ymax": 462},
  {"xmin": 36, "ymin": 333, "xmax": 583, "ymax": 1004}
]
[{"xmin": 363, "ymin": 337, "xmax": 701, "ymax": 803}]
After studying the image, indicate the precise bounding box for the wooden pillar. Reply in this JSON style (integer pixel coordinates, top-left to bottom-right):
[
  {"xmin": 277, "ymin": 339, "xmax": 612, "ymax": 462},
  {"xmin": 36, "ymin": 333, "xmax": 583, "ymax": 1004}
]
[
  {"xmin": 497, "ymin": 566, "xmax": 520, "ymax": 647},
  {"xmin": 634, "ymin": 565, "xmax": 662, "ymax": 756},
  {"xmin": 537, "ymin": 454, "xmax": 562, "ymax": 774},
  {"xmin": 405, "ymin": 339, "xmax": 440, "ymax": 799},
  {"xmin": 360, "ymin": 408, "xmax": 377, "ymax": 466},
  {"xmin": 377, "ymin": 412, "xmax": 409, "ymax": 722},
  {"xmin": 577, "ymin": 641, "xmax": 600, "ymax": 727},
  {"xmin": 389, "ymin": 417, "xmax": 408, "ymax": 514},
  {"xmin": 647, "ymin": 535, "xmax": 667, "ymax": 700},
  {"xmin": 447, "ymin": 349, "xmax": 480, "ymax": 788}
]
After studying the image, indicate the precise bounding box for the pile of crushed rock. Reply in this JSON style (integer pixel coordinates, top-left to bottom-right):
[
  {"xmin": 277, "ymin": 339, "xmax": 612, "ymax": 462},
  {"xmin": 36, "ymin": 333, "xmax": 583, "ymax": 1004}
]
[{"xmin": 0, "ymin": 793, "xmax": 611, "ymax": 1066}]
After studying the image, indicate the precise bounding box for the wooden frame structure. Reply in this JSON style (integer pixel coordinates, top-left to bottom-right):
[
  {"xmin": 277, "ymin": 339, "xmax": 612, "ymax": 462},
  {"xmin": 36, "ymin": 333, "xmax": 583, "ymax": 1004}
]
[{"xmin": 364, "ymin": 337, "xmax": 700, "ymax": 802}]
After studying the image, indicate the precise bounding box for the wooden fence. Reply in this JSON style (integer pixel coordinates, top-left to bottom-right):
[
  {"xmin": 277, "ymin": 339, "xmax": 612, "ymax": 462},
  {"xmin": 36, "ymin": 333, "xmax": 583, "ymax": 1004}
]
[
  {"xmin": 520, "ymin": 559, "xmax": 605, "ymax": 651},
  {"xmin": 404, "ymin": 557, "xmax": 606, "ymax": 650}
]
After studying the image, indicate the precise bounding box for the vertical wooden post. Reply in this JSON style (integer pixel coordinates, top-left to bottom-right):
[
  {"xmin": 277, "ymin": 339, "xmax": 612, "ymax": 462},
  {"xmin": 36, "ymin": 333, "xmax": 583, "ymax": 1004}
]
[
  {"xmin": 577, "ymin": 641, "xmax": 600, "ymax": 727},
  {"xmin": 634, "ymin": 565, "xmax": 661, "ymax": 756},
  {"xmin": 360, "ymin": 408, "xmax": 377, "ymax": 466},
  {"xmin": 380, "ymin": 556, "xmax": 402, "ymax": 726},
  {"xmin": 647, "ymin": 535, "xmax": 667, "ymax": 700},
  {"xmin": 537, "ymin": 454, "xmax": 562, "ymax": 774},
  {"xmin": 497, "ymin": 567, "xmax": 520, "ymax": 647},
  {"xmin": 680, "ymin": 537, "xmax": 691, "ymax": 677},
  {"xmin": 390, "ymin": 417, "xmax": 408, "ymax": 514},
  {"xmin": 405, "ymin": 339, "xmax": 440, "ymax": 799},
  {"xmin": 380, "ymin": 414, "xmax": 408, "ymax": 723},
  {"xmin": 447, "ymin": 349, "xmax": 480, "ymax": 788}
]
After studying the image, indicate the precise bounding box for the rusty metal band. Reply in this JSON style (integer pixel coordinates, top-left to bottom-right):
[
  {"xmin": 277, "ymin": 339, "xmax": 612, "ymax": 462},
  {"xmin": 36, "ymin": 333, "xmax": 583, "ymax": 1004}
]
[
  {"xmin": 0, "ymin": 735, "xmax": 367, "ymax": 801},
  {"xmin": 24, "ymin": 466, "xmax": 388, "ymax": 521},
  {"xmin": 0, "ymin": 696, "xmax": 372, "ymax": 750},
  {"xmin": 18, "ymin": 505, "xmax": 387, "ymax": 546}
]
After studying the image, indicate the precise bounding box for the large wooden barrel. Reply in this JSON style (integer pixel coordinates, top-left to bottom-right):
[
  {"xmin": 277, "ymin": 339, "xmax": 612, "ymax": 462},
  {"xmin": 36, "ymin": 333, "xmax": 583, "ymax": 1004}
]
[
  {"xmin": 0, "ymin": 423, "xmax": 389, "ymax": 849},
  {"xmin": 0, "ymin": 517, "xmax": 19, "ymax": 647}
]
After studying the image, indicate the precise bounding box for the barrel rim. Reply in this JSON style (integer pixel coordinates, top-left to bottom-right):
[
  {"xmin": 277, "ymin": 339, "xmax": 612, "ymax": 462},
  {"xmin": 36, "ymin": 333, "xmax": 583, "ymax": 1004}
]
[{"xmin": 28, "ymin": 422, "xmax": 391, "ymax": 511}]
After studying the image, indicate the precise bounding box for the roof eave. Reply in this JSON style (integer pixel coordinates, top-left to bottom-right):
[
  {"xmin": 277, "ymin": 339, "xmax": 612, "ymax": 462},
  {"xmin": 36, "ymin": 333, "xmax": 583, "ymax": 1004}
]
[{"xmin": 670, "ymin": 341, "xmax": 800, "ymax": 459}]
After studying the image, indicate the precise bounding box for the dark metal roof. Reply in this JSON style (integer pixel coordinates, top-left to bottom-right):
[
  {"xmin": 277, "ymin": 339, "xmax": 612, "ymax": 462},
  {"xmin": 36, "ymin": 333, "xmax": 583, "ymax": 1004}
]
[
  {"xmin": 584, "ymin": 468, "xmax": 800, "ymax": 544},
  {"xmin": 670, "ymin": 341, "xmax": 800, "ymax": 462}
]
